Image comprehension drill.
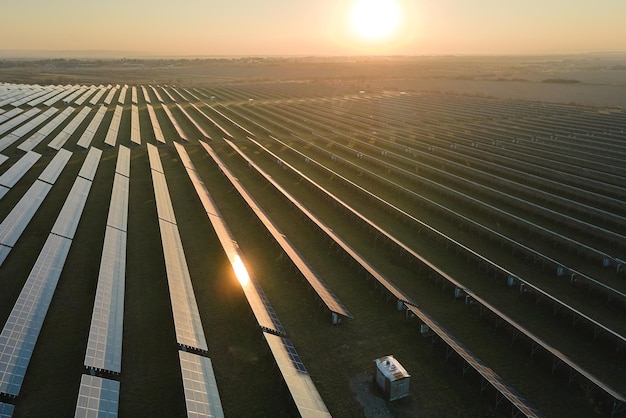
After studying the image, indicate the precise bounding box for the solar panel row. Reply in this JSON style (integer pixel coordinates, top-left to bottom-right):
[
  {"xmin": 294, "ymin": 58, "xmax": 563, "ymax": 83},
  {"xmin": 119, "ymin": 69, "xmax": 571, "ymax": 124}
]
[
  {"xmin": 43, "ymin": 86, "xmax": 79, "ymax": 107},
  {"xmin": 190, "ymin": 104, "xmax": 233, "ymax": 139},
  {"xmin": 0, "ymin": 108, "xmax": 44, "ymax": 146},
  {"xmin": 103, "ymin": 86, "xmax": 117, "ymax": 106},
  {"xmin": 150, "ymin": 85, "xmax": 164, "ymax": 103},
  {"xmin": 146, "ymin": 104, "xmax": 166, "ymax": 144},
  {"xmin": 74, "ymin": 85, "xmax": 97, "ymax": 106},
  {"xmin": 0, "ymin": 150, "xmax": 72, "ymax": 265},
  {"xmin": 61, "ymin": 86, "xmax": 87, "ymax": 105},
  {"xmin": 161, "ymin": 104, "xmax": 189, "ymax": 141},
  {"xmin": 117, "ymin": 86, "xmax": 127, "ymax": 105},
  {"xmin": 77, "ymin": 105, "xmax": 107, "ymax": 149},
  {"xmin": 48, "ymin": 106, "xmax": 92, "ymax": 150},
  {"xmin": 201, "ymin": 140, "xmax": 353, "ymax": 322},
  {"xmin": 89, "ymin": 85, "xmax": 108, "ymax": 106},
  {"xmin": 18, "ymin": 106, "xmax": 75, "ymax": 152},
  {"xmin": 130, "ymin": 104, "xmax": 141, "ymax": 145},
  {"xmin": 147, "ymin": 143, "xmax": 208, "ymax": 352},
  {"xmin": 0, "ymin": 147, "xmax": 100, "ymax": 397},
  {"xmin": 131, "ymin": 86, "xmax": 138, "ymax": 104},
  {"xmin": 0, "ymin": 151, "xmax": 41, "ymax": 189},
  {"xmin": 74, "ymin": 375, "xmax": 120, "ymax": 418},
  {"xmin": 141, "ymin": 85, "xmax": 151, "ymax": 104},
  {"xmin": 178, "ymin": 351, "xmax": 224, "ymax": 418},
  {"xmin": 174, "ymin": 104, "xmax": 210, "ymax": 139},
  {"xmin": 27, "ymin": 85, "xmax": 65, "ymax": 107},
  {"xmin": 172, "ymin": 142, "xmax": 286, "ymax": 336},
  {"xmin": 104, "ymin": 105, "xmax": 123, "ymax": 147}
]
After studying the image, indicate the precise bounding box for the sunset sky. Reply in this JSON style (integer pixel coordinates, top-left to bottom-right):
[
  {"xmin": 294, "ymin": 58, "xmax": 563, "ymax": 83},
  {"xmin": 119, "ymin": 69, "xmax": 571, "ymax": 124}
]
[{"xmin": 1, "ymin": 0, "xmax": 625, "ymax": 57}]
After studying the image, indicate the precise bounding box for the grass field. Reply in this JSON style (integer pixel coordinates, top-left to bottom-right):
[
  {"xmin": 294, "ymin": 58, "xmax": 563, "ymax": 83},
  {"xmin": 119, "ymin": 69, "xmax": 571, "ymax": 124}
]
[{"xmin": 0, "ymin": 58, "xmax": 625, "ymax": 417}]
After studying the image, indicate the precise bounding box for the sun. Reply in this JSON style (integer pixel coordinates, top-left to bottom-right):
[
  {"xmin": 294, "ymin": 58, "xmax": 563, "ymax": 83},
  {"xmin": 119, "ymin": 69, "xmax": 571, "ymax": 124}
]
[{"xmin": 350, "ymin": 0, "xmax": 401, "ymax": 40}]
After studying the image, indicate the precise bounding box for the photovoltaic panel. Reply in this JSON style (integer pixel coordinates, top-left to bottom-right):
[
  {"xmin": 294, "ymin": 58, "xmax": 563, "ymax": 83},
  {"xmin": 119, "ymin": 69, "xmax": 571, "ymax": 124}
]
[
  {"xmin": 0, "ymin": 108, "xmax": 43, "ymax": 140},
  {"xmin": 74, "ymin": 85, "xmax": 97, "ymax": 106},
  {"xmin": 130, "ymin": 104, "xmax": 141, "ymax": 144},
  {"xmin": 190, "ymin": 104, "xmax": 233, "ymax": 139},
  {"xmin": 50, "ymin": 176, "xmax": 91, "ymax": 240},
  {"xmin": 103, "ymin": 86, "xmax": 117, "ymax": 106},
  {"xmin": 48, "ymin": 106, "xmax": 92, "ymax": 150},
  {"xmin": 202, "ymin": 140, "xmax": 352, "ymax": 320},
  {"xmin": 78, "ymin": 147, "xmax": 103, "ymax": 181},
  {"xmin": 175, "ymin": 103, "xmax": 211, "ymax": 139},
  {"xmin": 161, "ymin": 104, "xmax": 189, "ymax": 141},
  {"xmin": 106, "ymin": 174, "xmax": 129, "ymax": 232},
  {"xmin": 158, "ymin": 219, "xmax": 208, "ymax": 351},
  {"xmin": 152, "ymin": 171, "xmax": 177, "ymax": 224},
  {"xmin": 0, "ymin": 155, "xmax": 7, "ymax": 167},
  {"xmin": 179, "ymin": 351, "xmax": 224, "ymax": 418},
  {"xmin": 131, "ymin": 86, "xmax": 138, "ymax": 104},
  {"xmin": 147, "ymin": 104, "xmax": 166, "ymax": 143},
  {"xmin": 104, "ymin": 105, "xmax": 123, "ymax": 147},
  {"xmin": 141, "ymin": 85, "xmax": 151, "ymax": 103},
  {"xmin": 84, "ymin": 226, "xmax": 126, "ymax": 373},
  {"xmin": 74, "ymin": 375, "xmax": 120, "ymax": 418},
  {"xmin": 0, "ymin": 244, "xmax": 10, "ymax": 266},
  {"xmin": 0, "ymin": 181, "xmax": 52, "ymax": 248},
  {"xmin": 150, "ymin": 85, "xmax": 164, "ymax": 103},
  {"xmin": 161, "ymin": 86, "xmax": 178, "ymax": 103},
  {"xmin": 0, "ymin": 151, "xmax": 41, "ymax": 188},
  {"xmin": 38, "ymin": 148, "xmax": 72, "ymax": 185},
  {"xmin": 115, "ymin": 145, "xmax": 131, "ymax": 178},
  {"xmin": 147, "ymin": 143, "xmax": 164, "ymax": 173},
  {"xmin": 62, "ymin": 86, "xmax": 87, "ymax": 105},
  {"xmin": 263, "ymin": 333, "xmax": 330, "ymax": 417},
  {"xmin": 77, "ymin": 106, "xmax": 107, "ymax": 149},
  {"xmin": 0, "ymin": 402, "xmax": 14, "ymax": 418},
  {"xmin": 43, "ymin": 85, "xmax": 77, "ymax": 107},
  {"xmin": 118, "ymin": 85, "xmax": 127, "ymax": 105},
  {"xmin": 18, "ymin": 106, "xmax": 75, "ymax": 152},
  {"xmin": 0, "ymin": 234, "xmax": 72, "ymax": 396},
  {"xmin": 88, "ymin": 85, "xmax": 108, "ymax": 105},
  {"xmin": 173, "ymin": 143, "xmax": 285, "ymax": 336},
  {"xmin": 0, "ymin": 187, "xmax": 7, "ymax": 200},
  {"xmin": 0, "ymin": 108, "xmax": 24, "ymax": 126}
]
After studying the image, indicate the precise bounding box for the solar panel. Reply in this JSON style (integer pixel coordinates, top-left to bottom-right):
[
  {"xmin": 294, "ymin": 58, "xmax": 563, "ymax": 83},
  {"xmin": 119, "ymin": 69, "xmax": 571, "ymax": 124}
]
[
  {"xmin": 147, "ymin": 143, "xmax": 164, "ymax": 173},
  {"xmin": 175, "ymin": 103, "xmax": 211, "ymax": 139},
  {"xmin": 77, "ymin": 106, "xmax": 107, "ymax": 149},
  {"xmin": 178, "ymin": 351, "xmax": 224, "ymax": 418},
  {"xmin": 115, "ymin": 145, "xmax": 131, "ymax": 178},
  {"xmin": 263, "ymin": 333, "xmax": 330, "ymax": 417},
  {"xmin": 107, "ymin": 174, "xmax": 129, "ymax": 232},
  {"xmin": 84, "ymin": 226, "xmax": 126, "ymax": 373},
  {"xmin": 74, "ymin": 375, "xmax": 120, "ymax": 418},
  {"xmin": 0, "ymin": 155, "xmax": 7, "ymax": 167},
  {"xmin": 0, "ymin": 402, "xmax": 14, "ymax": 418},
  {"xmin": 0, "ymin": 180, "xmax": 52, "ymax": 247},
  {"xmin": 18, "ymin": 106, "xmax": 75, "ymax": 152},
  {"xmin": 38, "ymin": 148, "xmax": 72, "ymax": 185},
  {"xmin": 172, "ymin": 144, "xmax": 286, "ymax": 335},
  {"xmin": 0, "ymin": 186, "xmax": 8, "ymax": 200},
  {"xmin": 104, "ymin": 105, "xmax": 123, "ymax": 147},
  {"xmin": 159, "ymin": 219, "xmax": 208, "ymax": 351},
  {"xmin": 131, "ymin": 86, "xmax": 138, "ymax": 104},
  {"xmin": 141, "ymin": 85, "xmax": 151, "ymax": 103},
  {"xmin": 50, "ymin": 176, "xmax": 92, "ymax": 240},
  {"xmin": 152, "ymin": 171, "xmax": 177, "ymax": 224},
  {"xmin": 147, "ymin": 104, "xmax": 166, "ymax": 143},
  {"xmin": 150, "ymin": 85, "xmax": 164, "ymax": 103},
  {"xmin": 103, "ymin": 86, "xmax": 117, "ymax": 106},
  {"xmin": 118, "ymin": 86, "xmax": 127, "ymax": 105},
  {"xmin": 0, "ymin": 151, "xmax": 41, "ymax": 188},
  {"xmin": 161, "ymin": 104, "xmax": 189, "ymax": 141},
  {"xmin": 88, "ymin": 85, "xmax": 108, "ymax": 105},
  {"xmin": 130, "ymin": 104, "xmax": 141, "ymax": 144},
  {"xmin": 78, "ymin": 147, "xmax": 102, "ymax": 181},
  {"xmin": 0, "ymin": 234, "xmax": 72, "ymax": 396},
  {"xmin": 0, "ymin": 244, "xmax": 10, "ymax": 266},
  {"xmin": 48, "ymin": 106, "xmax": 92, "ymax": 150}
]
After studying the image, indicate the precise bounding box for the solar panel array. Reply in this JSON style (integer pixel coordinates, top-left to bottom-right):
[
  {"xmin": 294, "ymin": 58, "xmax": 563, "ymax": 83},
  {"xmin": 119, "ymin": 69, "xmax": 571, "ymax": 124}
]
[
  {"xmin": 178, "ymin": 351, "xmax": 225, "ymax": 418},
  {"xmin": 18, "ymin": 106, "xmax": 75, "ymax": 152},
  {"xmin": 0, "ymin": 148, "xmax": 100, "ymax": 397},
  {"xmin": 0, "ymin": 151, "xmax": 41, "ymax": 189},
  {"xmin": 104, "ymin": 105, "xmax": 123, "ymax": 147},
  {"xmin": 48, "ymin": 106, "xmax": 92, "ymax": 150},
  {"xmin": 74, "ymin": 85, "xmax": 97, "ymax": 106},
  {"xmin": 84, "ymin": 146, "xmax": 130, "ymax": 374},
  {"xmin": 0, "ymin": 149, "xmax": 71, "ymax": 265},
  {"xmin": 77, "ymin": 105, "xmax": 107, "ymax": 149},
  {"xmin": 190, "ymin": 104, "xmax": 233, "ymax": 139},
  {"xmin": 147, "ymin": 143, "xmax": 208, "ymax": 352},
  {"xmin": 174, "ymin": 103, "xmax": 210, "ymax": 139},
  {"xmin": 200, "ymin": 140, "xmax": 353, "ymax": 322},
  {"xmin": 172, "ymin": 142, "xmax": 286, "ymax": 336},
  {"xmin": 0, "ymin": 108, "xmax": 44, "ymax": 147},
  {"xmin": 74, "ymin": 375, "xmax": 120, "ymax": 418}
]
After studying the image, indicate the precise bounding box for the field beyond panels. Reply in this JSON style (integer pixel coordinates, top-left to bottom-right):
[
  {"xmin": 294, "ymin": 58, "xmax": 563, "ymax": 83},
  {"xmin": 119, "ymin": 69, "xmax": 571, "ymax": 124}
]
[{"xmin": 0, "ymin": 67, "xmax": 625, "ymax": 418}]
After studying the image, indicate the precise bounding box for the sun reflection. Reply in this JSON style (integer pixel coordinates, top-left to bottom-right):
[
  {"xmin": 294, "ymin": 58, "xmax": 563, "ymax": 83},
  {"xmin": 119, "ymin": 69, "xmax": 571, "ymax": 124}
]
[{"xmin": 232, "ymin": 255, "xmax": 250, "ymax": 286}]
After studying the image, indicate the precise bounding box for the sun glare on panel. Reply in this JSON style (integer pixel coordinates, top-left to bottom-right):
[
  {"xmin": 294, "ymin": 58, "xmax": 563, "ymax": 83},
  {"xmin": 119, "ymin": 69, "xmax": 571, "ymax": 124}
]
[
  {"xmin": 232, "ymin": 255, "xmax": 250, "ymax": 287},
  {"xmin": 350, "ymin": 0, "xmax": 401, "ymax": 40}
]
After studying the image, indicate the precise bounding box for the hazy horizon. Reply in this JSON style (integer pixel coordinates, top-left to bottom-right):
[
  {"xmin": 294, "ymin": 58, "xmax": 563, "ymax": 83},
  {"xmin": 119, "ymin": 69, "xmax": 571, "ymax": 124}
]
[{"xmin": 2, "ymin": 1, "xmax": 626, "ymax": 57}]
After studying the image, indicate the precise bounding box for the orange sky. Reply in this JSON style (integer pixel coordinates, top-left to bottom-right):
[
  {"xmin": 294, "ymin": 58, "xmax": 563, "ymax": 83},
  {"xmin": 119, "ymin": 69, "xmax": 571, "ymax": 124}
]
[{"xmin": 1, "ymin": 0, "xmax": 625, "ymax": 57}]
